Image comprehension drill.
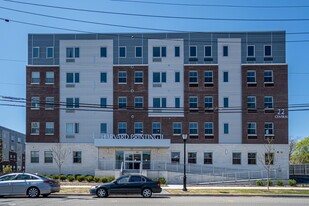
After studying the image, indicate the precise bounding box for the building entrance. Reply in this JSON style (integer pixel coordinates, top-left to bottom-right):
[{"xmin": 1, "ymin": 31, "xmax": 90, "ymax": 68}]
[{"xmin": 124, "ymin": 151, "xmax": 142, "ymax": 170}]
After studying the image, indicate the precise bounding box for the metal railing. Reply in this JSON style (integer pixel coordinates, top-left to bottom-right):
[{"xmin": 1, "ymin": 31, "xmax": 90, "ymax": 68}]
[{"xmin": 290, "ymin": 164, "xmax": 309, "ymax": 175}]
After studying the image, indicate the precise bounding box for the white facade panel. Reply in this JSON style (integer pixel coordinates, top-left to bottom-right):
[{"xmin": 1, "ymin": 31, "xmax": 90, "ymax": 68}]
[
  {"xmin": 59, "ymin": 40, "xmax": 114, "ymax": 143},
  {"xmin": 218, "ymin": 38, "xmax": 242, "ymax": 144},
  {"xmin": 148, "ymin": 39, "xmax": 184, "ymax": 117}
]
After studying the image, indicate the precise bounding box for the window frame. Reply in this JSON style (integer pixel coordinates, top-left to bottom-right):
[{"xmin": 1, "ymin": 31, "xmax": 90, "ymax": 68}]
[
  {"xmin": 247, "ymin": 122, "xmax": 257, "ymax": 136},
  {"xmin": 247, "ymin": 96, "xmax": 257, "ymax": 110},
  {"xmin": 223, "ymin": 71, "xmax": 229, "ymax": 82},
  {"xmin": 264, "ymin": 45, "xmax": 272, "ymax": 57},
  {"xmin": 189, "ymin": 96, "xmax": 198, "ymax": 110},
  {"xmin": 223, "ymin": 97, "xmax": 229, "ymax": 108},
  {"xmin": 175, "ymin": 46, "xmax": 180, "ymax": 57},
  {"xmin": 119, "ymin": 46, "xmax": 126, "ymax": 58},
  {"xmin": 248, "ymin": 152, "xmax": 257, "ymax": 165},
  {"xmin": 31, "ymin": 97, "xmax": 40, "ymax": 110},
  {"xmin": 247, "ymin": 70, "xmax": 256, "ymax": 84},
  {"xmin": 135, "ymin": 46, "xmax": 142, "ymax": 58},
  {"xmin": 204, "ymin": 45, "xmax": 212, "ymax": 57},
  {"xmin": 264, "ymin": 70, "xmax": 273, "ymax": 83},
  {"xmin": 30, "ymin": 151, "xmax": 39, "ymax": 163},
  {"xmin": 73, "ymin": 151, "xmax": 82, "ymax": 164},
  {"xmin": 188, "ymin": 152, "xmax": 197, "ymax": 164},
  {"xmin": 204, "ymin": 152, "xmax": 213, "ymax": 164},
  {"xmin": 45, "ymin": 97, "xmax": 54, "ymax": 110},
  {"xmin": 204, "ymin": 122, "xmax": 214, "ymax": 136},
  {"xmin": 45, "ymin": 122, "xmax": 54, "ymax": 135},
  {"xmin": 118, "ymin": 71, "xmax": 127, "ymax": 84},
  {"xmin": 100, "ymin": 123, "xmax": 107, "ymax": 134},
  {"xmin": 204, "ymin": 96, "xmax": 213, "ymax": 110},
  {"xmin": 134, "ymin": 97, "xmax": 144, "ymax": 109},
  {"xmin": 189, "ymin": 122, "xmax": 198, "ymax": 136},
  {"xmin": 264, "ymin": 122, "xmax": 274, "ymax": 136},
  {"xmin": 134, "ymin": 122, "xmax": 143, "ymax": 134},
  {"xmin": 100, "ymin": 72, "xmax": 107, "ymax": 83},
  {"xmin": 189, "ymin": 45, "xmax": 197, "ymax": 57},
  {"xmin": 31, "ymin": 72, "xmax": 40, "ymax": 84},
  {"xmin": 44, "ymin": 151, "xmax": 53, "ymax": 163},
  {"xmin": 173, "ymin": 122, "xmax": 182, "ymax": 135},
  {"xmin": 189, "ymin": 71, "xmax": 198, "ymax": 84},
  {"xmin": 247, "ymin": 45, "xmax": 255, "ymax": 57},
  {"xmin": 232, "ymin": 152, "xmax": 241, "ymax": 165},
  {"xmin": 264, "ymin": 96, "xmax": 274, "ymax": 109},
  {"xmin": 204, "ymin": 71, "xmax": 213, "ymax": 84},
  {"xmin": 223, "ymin": 45, "xmax": 228, "ymax": 57},
  {"xmin": 118, "ymin": 122, "xmax": 127, "ymax": 134},
  {"xmin": 171, "ymin": 152, "xmax": 180, "ymax": 164},
  {"xmin": 224, "ymin": 123, "xmax": 229, "ymax": 134},
  {"xmin": 45, "ymin": 71, "xmax": 54, "ymax": 84},
  {"xmin": 152, "ymin": 122, "xmax": 161, "ymax": 134},
  {"xmin": 134, "ymin": 71, "xmax": 144, "ymax": 84},
  {"xmin": 46, "ymin": 47, "xmax": 54, "ymax": 59},
  {"xmin": 33, "ymin": 47, "xmax": 39, "ymax": 58},
  {"xmin": 100, "ymin": 47, "xmax": 107, "ymax": 58},
  {"xmin": 31, "ymin": 122, "xmax": 40, "ymax": 135},
  {"xmin": 118, "ymin": 97, "xmax": 127, "ymax": 109}
]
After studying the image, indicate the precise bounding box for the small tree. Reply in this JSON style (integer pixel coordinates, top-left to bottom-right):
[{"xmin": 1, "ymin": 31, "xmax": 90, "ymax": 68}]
[
  {"xmin": 290, "ymin": 137, "xmax": 309, "ymax": 164},
  {"xmin": 50, "ymin": 143, "xmax": 71, "ymax": 175},
  {"xmin": 3, "ymin": 165, "xmax": 12, "ymax": 174}
]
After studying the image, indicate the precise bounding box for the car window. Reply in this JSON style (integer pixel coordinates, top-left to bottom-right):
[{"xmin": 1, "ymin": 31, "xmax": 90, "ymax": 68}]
[
  {"xmin": 117, "ymin": 176, "xmax": 129, "ymax": 183},
  {"xmin": 15, "ymin": 174, "xmax": 31, "ymax": 180},
  {"xmin": 129, "ymin": 176, "xmax": 142, "ymax": 183},
  {"xmin": 0, "ymin": 174, "xmax": 17, "ymax": 181}
]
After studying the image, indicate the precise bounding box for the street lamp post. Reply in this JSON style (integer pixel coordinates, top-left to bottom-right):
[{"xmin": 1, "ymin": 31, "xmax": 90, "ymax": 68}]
[{"xmin": 182, "ymin": 134, "xmax": 188, "ymax": 191}]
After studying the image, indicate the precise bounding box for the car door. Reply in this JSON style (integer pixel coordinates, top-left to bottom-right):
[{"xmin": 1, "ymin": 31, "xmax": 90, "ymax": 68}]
[
  {"xmin": 128, "ymin": 175, "xmax": 143, "ymax": 194},
  {"xmin": 11, "ymin": 174, "xmax": 30, "ymax": 195},
  {"xmin": 0, "ymin": 174, "xmax": 17, "ymax": 195},
  {"xmin": 109, "ymin": 176, "xmax": 130, "ymax": 194}
]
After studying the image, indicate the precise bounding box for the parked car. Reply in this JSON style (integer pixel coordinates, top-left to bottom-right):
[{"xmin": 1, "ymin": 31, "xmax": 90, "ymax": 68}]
[
  {"xmin": 90, "ymin": 175, "xmax": 162, "ymax": 198},
  {"xmin": 0, "ymin": 173, "xmax": 60, "ymax": 197}
]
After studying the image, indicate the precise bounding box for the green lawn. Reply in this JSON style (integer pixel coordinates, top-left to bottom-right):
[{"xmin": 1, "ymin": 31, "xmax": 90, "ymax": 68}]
[{"xmin": 166, "ymin": 189, "xmax": 309, "ymax": 195}]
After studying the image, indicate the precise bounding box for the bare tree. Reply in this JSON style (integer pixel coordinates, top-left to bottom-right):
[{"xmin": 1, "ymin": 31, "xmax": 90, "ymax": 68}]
[
  {"xmin": 50, "ymin": 143, "xmax": 71, "ymax": 174},
  {"xmin": 289, "ymin": 137, "xmax": 299, "ymax": 161}
]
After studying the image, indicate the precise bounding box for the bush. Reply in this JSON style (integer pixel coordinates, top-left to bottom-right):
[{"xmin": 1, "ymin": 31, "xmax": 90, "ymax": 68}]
[
  {"xmin": 52, "ymin": 175, "xmax": 59, "ymax": 180},
  {"xmin": 93, "ymin": 177, "xmax": 100, "ymax": 183},
  {"xmin": 86, "ymin": 176, "xmax": 94, "ymax": 182},
  {"xmin": 153, "ymin": 177, "xmax": 166, "ymax": 185},
  {"xmin": 100, "ymin": 177, "xmax": 108, "ymax": 183},
  {"xmin": 77, "ymin": 175, "xmax": 85, "ymax": 182},
  {"xmin": 75, "ymin": 174, "xmax": 82, "ymax": 179},
  {"xmin": 59, "ymin": 175, "xmax": 67, "ymax": 181},
  {"xmin": 67, "ymin": 176, "xmax": 75, "ymax": 182},
  {"xmin": 276, "ymin": 180, "xmax": 284, "ymax": 186},
  {"xmin": 256, "ymin": 179, "xmax": 264, "ymax": 186},
  {"xmin": 266, "ymin": 179, "xmax": 273, "ymax": 186},
  {"xmin": 3, "ymin": 165, "xmax": 12, "ymax": 174},
  {"xmin": 107, "ymin": 176, "xmax": 115, "ymax": 182},
  {"xmin": 66, "ymin": 174, "xmax": 73, "ymax": 178},
  {"xmin": 288, "ymin": 179, "xmax": 297, "ymax": 186}
]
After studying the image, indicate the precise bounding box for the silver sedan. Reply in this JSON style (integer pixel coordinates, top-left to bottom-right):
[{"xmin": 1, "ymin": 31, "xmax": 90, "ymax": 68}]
[{"xmin": 0, "ymin": 173, "xmax": 60, "ymax": 197}]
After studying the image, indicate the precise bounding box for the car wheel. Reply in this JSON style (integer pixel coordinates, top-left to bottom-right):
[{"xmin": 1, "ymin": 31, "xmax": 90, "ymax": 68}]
[
  {"xmin": 96, "ymin": 188, "xmax": 108, "ymax": 198},
  {"xmin": 42, "ymin": 193, "xmax": 50, "ymax": 197},
  {"xmin": 27, "ymin": 187, "xmax": 40, "ymax": 198},
  {"xmin": 142, "ymin": 188, "xmax": 152, "ymax": 198}
]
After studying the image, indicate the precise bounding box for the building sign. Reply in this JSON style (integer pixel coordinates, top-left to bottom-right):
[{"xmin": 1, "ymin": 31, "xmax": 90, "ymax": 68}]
[
  {"xmin": 275, "ymin": 109, "xmax": 288, "ymax": 119},
  {"xmin": 99, "ymin": 134, "xmax": 164, "ymax": 140}
]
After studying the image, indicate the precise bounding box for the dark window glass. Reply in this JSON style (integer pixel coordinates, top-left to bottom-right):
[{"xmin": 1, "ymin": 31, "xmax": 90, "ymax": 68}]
[
  {"xmin": 247, "ymin": 46, "xmax": 255, "ymax": 57},
  {"xmin": 100, "ymin": 98, "xmax": 107, "ymax": 108},
  {"xmin": 171, "ymin": 152, "xmax": 180, "ymax": 163},
  {"xmin": 119, "ymin": 47, "xmax": 126, "ymax": 57},
  {"xmin": 224, "ymin": 123, "xmax": 229, "ymax": 134},
  {"xmin": 153, "ymin": 72, "xmax": 161, "ymax": 83},
  {"xmin": 190, "ymin": 46, "xmax": 197, "ymax": 57},
  {"xmin": 73, "ymin": 151, "xmax": 82, "ymax": 163},
  {"xmin": 264, "ymin": 45, "xmax": 272, "ymax": 56},
  {"xmin": 162, "ymin": 72, "xmax": 166, "ymax": 83},
  {"xmin": 204, "ymin": 152, "xmax": 213, "ymax": 164},
  {"xmin": 223, "ymin": 46, "xmax": 228, "ymax": 56},
  {"xmin": 75, "ymin": 48, "xmax": 80, "ymax": 58},
  {"xmin": 153, "ymin": 47, "xmax": 160, "ymax": 57},
  {"xmin": 136, "ymin": 47, "xmax": 142, "ymax": 57},
  {"xmin": 175, "ymin": 97, "xmax": 180, "ymax": 108},
  {"xmin": 205, "ymin": 46, "xmax": 212, "ymax": 57},
  {"xmin": 223, "ymin": 71, "xmax": 229, "ymax": 82},
  {"xmin": 248, "ymin": 153, "xmax": 256, "ymax": 165},
  {"xmin": 161, "ymin": 47, "xmax": 166, "ymax": 57},
  {"xmin": 233, "ymin": 153, "xmax": 241, "ymax": 165},
  {"xmin": 100, "ymin": 72, "xmax": 107, "ymax": 83},
  {"xmin": 188, "ymin": 152, "xmax": 197, "ymax": 164},
  {"xmin": 175, "ymin": 46, "xmax": 180, "ymax": 57},
  {"xmin": 100, "ymin": 47, "xmax": 107, "ymax": 57},
  {"xmin": 175, "ymin": 72, "xmax": 180, "ymax": 82}
]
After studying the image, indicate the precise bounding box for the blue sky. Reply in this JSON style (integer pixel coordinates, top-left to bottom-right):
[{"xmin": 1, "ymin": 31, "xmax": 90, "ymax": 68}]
[{"xmin": 0, "ymin": 0, "xmax": 309, "ymax": 139}]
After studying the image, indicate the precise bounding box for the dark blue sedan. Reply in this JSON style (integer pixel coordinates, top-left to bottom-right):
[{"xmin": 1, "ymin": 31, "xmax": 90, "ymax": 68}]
[{"xmin": 90, "ymin": 175, "xmax": 162, "ymax": 198}]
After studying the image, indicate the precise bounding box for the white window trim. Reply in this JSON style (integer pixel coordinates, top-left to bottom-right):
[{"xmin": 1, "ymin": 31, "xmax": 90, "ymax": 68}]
[
  {"xmin": 31, "ymin": 97, "xmax": 40, "ymax": 110},
  {"xmin": 247, "ymin": 96, "xmax": 257, "ymax": 110},
  {"xmin": 247, "ymin": 70, "xmax": 256, "ymax": 84},
  {"xmin": 189, "ymin": 45, "xmax": 197, "ymax": 57},
  {"xmin": 31, "ymin": 72, "xmax": 40, "ymax": 84},
  {"xmin": 134, "ymin": 96, "xmax": 144, "ymax": 109},
  {"xmin": 247, "ymin": 122, "xmax": 257, "ymax": 136},
  {"xmin": 135, "ymin": 46, "xmax": 143, "ymax": 58},
  {"xmin": 264, "ymin": 70, "xmax": 274, "ymax": 84},
  {"xmin": 45, "ymin": 97, "xmax": 54, "ymax": 110},
  {"xmin": 33, "ymin": 47, "xmax": 40, "ymax": 59},
  {"xmin": 134, "ymin": 71, "xmax": 144, "ymax": 84},
  {"xmin": 204, "ymin": 96, "xmax": 214, "ymax": 110},
  {"xmin": 31, "ymin": 122, "xmax": 40, "ymax": 135},
  {"xmin": 189, "ymin": 122, "xmax": 198, "ymax": 136},
  {"xmin": 204, "ymin": 71, "xmax": 213, "ymax": 84},
  {"xmin": 189, "ymin": 71, "xmax": 198, "ymax": 84},
  {"xmin": 264, "ymin": 122, "xmax": 274, "ymax": 136},
  {"xmin": 264, "ymin": 45, "xmax": 272, "ymax": 57},
  {"xmin": 189, "ymin": 96, "xmax": 198, "ymax": 110},
  {"xmin": 119, "ymin": 46, "xmax": 126, "ymax": 58},
  {"xmin": 204, "ymin": 45, "xmax": 212, "ymax": 57},
  {"xmin": 204, "ymin": 122, "xmax": 214, "ymax": 136},
  {"xmin": 45, "ymin": 122, "xmax": 54, "ymax": 135},
  {"xmin": 118, "ymin": 71, "xmax": 127, "ymax": 84},
  {"xmin": 45, "ymin": 71, "xmax": 55, "ymax": 85},
  {"xmin": 46, "ymin": 47, "xmax": 54, "ymax": 59},
  {"xmin": 247, "ymin": 45, "xmax": 255, "ymax": 57},
  {"xmin": 264, "ymin": 96, "xmax": 274, "ymax": 110}
]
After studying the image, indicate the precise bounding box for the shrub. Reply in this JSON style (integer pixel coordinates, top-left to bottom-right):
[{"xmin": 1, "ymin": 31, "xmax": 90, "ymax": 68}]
[
  {"xmin": 107, "ymin": 176, "xmax": 115, "ymax": 182},
  {"xmin": 93, "ymin": 177, "xmax": 100, "ymax": 183},
  {"xmin": 66, "ymin": 174, "xmax": 73, "ymax": 178},
  {"xmin": 266, "ymin": 179, "xmax": 273, "ymax": 186},
  {"xmin": 67, "ymin": 176, "xmax": 75, "ymax": 182},
  {"xmin": 77, "ymin": 175, "xmax": 85, "ymax": 182},
  {"xmin": 288, "ymin": 179, "xmax": 297, "ymax": 186},
  {"xmin": 59, "ymin": 175, "xmax": 67, "ymax": 181},
  {"xmin": 100, "ymin": 177, "xmax": 108, "ymax": 183},
  {"xmin": 158, "ymin": 177, "xmax": 166, "ymax": 185},
  {"xmin": 75, "ymin": 174, "xmax": 82, "ymax": 179},
  {"xmin": 3, "ymin": 165, "xmax": 12, "ymax": 174},
  {"xmin": 256, "ymin": 179, "xmax": 264, "ymax": 186},
  {"xmin": 86, "ymin": 176, "xmax": 94, "ymax": 182},
  {"xmin": 52, "ymin": 175, "xmax": 59, "ymax": 180},
  {"xmin": 276, "ymin": 180, "xmax": 284, "ymax": 186}
]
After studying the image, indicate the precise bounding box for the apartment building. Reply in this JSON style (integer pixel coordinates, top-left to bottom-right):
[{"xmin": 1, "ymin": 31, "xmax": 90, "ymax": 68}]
[
  {"xmin": 0, "ymin": 126, "xmax": 26, "ymax": 172},
  {"xmin": 26, "ymin": 32, "xmax": 288, "ymax": 182}
]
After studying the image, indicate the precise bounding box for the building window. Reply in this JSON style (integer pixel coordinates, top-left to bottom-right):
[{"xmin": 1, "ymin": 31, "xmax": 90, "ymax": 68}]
[
  {"xmin": 100, "ymin": 123, "xmax": 107, "ymax": 134},
  {"xmin": 247, "ymin": 45, "xmax": 255, "ymax": 57},
  {"xmin": 118, "ymin": 97, "xmax": 127, "ymax": 109},
  {"xmin": 45, "ymin": 122, "xmax": 54, "ymax": 135},
  {"xmin": 248, "ymin": 153, "xmax": 256, "ymax": 165},
  {"xmin": 73, "ymin": 151, "xmax": 82, "ymax": 163},
  {"xmin": 247, "ymin": 96, "xmax": 256, "ymax": 110},
  {"xmin": 118, "ymin": 122, "xmax": 127, "ymax": 134},
  {"xmin": 100, "ymin": 72, "xmax": 107, "ymax": 83},
  {"xmin": 44, "ymin": 151, "xmax": 53, "ymax": 163},
  {"xmin": 66, "ymin": 98, "xmax": 79, "ymax": 108},
  {"xmin": 189, "ymin": 96, "xmax": 198, "ymax": 110},
  {"xmin": 30, "ymin": 151, "xmax": 39, "ymax": 163},
  {"xmin": 66, "ymin": 123, "xmax": 79, "ymax": 135},
  {"xmin": 223, "ymin": 46, "xmax": 228, "ymax": 56},
  {"xmin": 204, "ymin": 71, "xmax": 213, "ymax": 84},
  {"xmin": 204, "ymin": 122, "xmax": 214, "ymax": 135},
  {"xmin": 134, "ymin": 122, "xmax": 143, "ymax": 134},
  {"xmin": 134, "ymin": 71, "xmax": 143, "ymax": 83},
  {"xmin": 248, "ymin": 122, "xmax": 257, "ymax": 135},
  {"xmin": 264, "ymin": 70, "xmax": 273, "ymax": 83},
  {"xmin": 66, "ymin": 73, "xmax": 79, "ymax": 83},
  {"xmin": 45, "ymin": 72, "xmax": 54, "ymax": 84},
  {"xmin": 153, "ymin": 46, "xmax": 166, "ymax": 57},
  {"xmin": 232, "ymin": 153, "xmax": 241, "ymax": 165},
  {"xmin": 223, "ymin": 71, "xmax": 229, "ymax": 82},
  {"xmin": 264, "ymin": 96, "xmax": 274, "ymax": 109},
  {"xmin": 45, "ymin": 97, "xmax": 54, "ymax": 110},
  {"xmin": 204, "ymin": 96, "xmax": 213, "ymax": 110},
  {"xmin": 223, "ymin": 97, "xmax": 229, "ymax": 108},
  {"xmin": 175, "ymin": 72, "xmax": 180, "ymax": 83},
  {"xmin": 224, "ymin": 123, "xmax": 229, "ymax": 134},
  {"xmin": 173, "ymin": 122, "xmax": 182, "ymax": 135},
  {"xmin": 135, "ymin": 46, "xmax": 142, "ymax": 58},
  {"xmin": 264, "ymin": 45, "xmax": 272, "ymax": 57},
  {"xmin": 153, "ymin": 72, "xmax": 166, "ymax": 83},
  {"xmin": 204, "ymin": 46, "xmax": 212, "ymax": 57},
  {"xmin": 189, "ymin": 71, "xmax": 198, "ymax": 84},
  {"xmin": 100, "ymin": 47, "xmax": 107, "ymax": 57},
  {"xmin": 31, "ymin": 72, "xmax": 40, "ymax": 84},
  {"xmin": 264, "ymin": 122, "xmax": 274, "ymax": 136},
  {"xmin": 175, "ymin": 97, "xmax": 180, "ymax": 108},
  {"xmin": 265, "ymin": 153, "xmax": 274, "ymax": 165},
  {"xmin": 153, "ymin": 98, "xmax": 166, "ymax": 108},
  {"xmin": 33, "ymin": 47, "xmax": 39, "ymax": 58},
  {"xmin": 188, "ymin": 152, "xmax": 197, "ymax": 164},
  {"xmin": 204, "ymin": 152, "xmax": 213, "ymax": 164},
  {"xmin": 175, "ymin": 46, "xmax": 180, "ymax": 57},
  {"xmin": 119, "ymin": 47, "xmax": 126, "ymax": 58},
  {"xmin": 189, "ymin": 46, "xmax": 197, "ymax": 57},
  {"xmin": 118, "ymin": 71, "xmax": 127, "ymax": 84},
  {"xmin": 171, "ymin": 152, "xmax": 180, "ymax": 164},
  {"xmin": 46, "ymin": 47, "xmax": 54, "ymax": 58},
  {"xmin": 189, "ymin": 122, "xmax": 198, "ymax": 136},
  {"xmin": 134, "ymin": 97, "xmax": 144, "ymax": 109},
  {"xmin": 66, "ymin": 47, "xmax": 79, "ymax": 58},
  {"xmin": 31, "ymin": 97, "xmax": 40, "ymax": 109},
  {"xmin": 247, "ymin": 71, "xmax": 256, "ymax": 83},
  {"xmin": 100, "ymin": 98, "xmax": 107, "ymax": 108},
  {"xmin": 31, "ymin": 122, "xmax": 40, "ymax": 135},
  {"xmin": 152, "ymin": 122, "xmax": 161, "ymax": 134}
]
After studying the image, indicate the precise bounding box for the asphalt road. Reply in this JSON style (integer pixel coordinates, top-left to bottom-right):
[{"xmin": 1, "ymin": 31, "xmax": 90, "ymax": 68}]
[{"xmin": 0, "ymin": 195, "xmax": 308, "ymax": 206}]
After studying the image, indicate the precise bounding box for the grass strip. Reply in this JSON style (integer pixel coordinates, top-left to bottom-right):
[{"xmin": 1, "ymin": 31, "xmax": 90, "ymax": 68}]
[{"xmin": 166, "ymin": 189, "xmax": 309, "ymax": 195}]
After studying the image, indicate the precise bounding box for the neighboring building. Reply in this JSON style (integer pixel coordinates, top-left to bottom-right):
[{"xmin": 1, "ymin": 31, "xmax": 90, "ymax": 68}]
[
  {"xmin": 0, "ymin": 126, "xmax": 26, "ymax": 172},
  {"xmin": 26, "ymin": 31, "xmax": 288, "ymax": 183}
]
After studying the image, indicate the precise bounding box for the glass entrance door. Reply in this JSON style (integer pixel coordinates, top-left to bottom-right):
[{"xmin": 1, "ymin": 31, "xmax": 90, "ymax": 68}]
[{"xmin": 124, "ymin": 152, "xmax": 141, "ymax": 170}]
